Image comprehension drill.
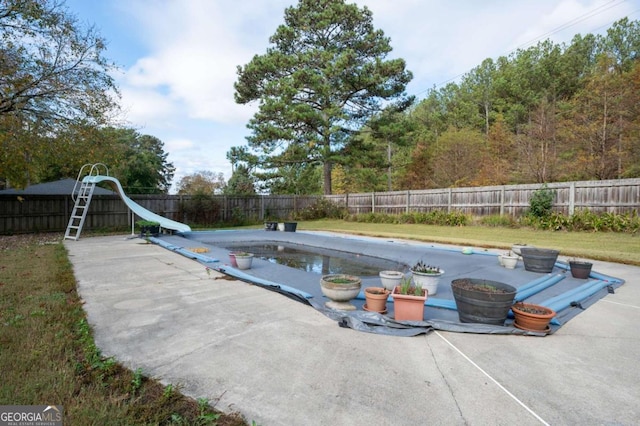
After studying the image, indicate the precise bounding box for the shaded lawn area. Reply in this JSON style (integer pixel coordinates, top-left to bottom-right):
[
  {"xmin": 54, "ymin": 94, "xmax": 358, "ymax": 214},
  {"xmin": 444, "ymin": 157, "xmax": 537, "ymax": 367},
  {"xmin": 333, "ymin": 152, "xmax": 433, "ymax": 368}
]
[{"xmin": 0, "ymin": 233, "xmax": 246, "ymax": 426}]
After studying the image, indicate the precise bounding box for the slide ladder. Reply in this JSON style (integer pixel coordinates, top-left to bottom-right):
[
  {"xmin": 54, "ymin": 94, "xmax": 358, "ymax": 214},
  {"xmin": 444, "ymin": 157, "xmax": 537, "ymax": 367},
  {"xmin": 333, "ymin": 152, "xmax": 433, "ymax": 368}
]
[{"xmin": 64, "ymin": 163, "xmax": 108, "ymax": 241}]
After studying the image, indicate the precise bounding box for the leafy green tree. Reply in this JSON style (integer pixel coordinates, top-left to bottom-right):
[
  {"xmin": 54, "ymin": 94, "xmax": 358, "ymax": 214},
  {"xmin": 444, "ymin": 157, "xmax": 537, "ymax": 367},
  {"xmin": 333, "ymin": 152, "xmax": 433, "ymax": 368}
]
[
  {"xmin": 560, "ymin": 55, "xmax": 632, "ymax": 180},
  {"xmin": 103, "ymin": 129, "xmax": 174, "ymax": 194},
  {"xmin": 225, "ymin": 164, "xmax": 256, "ymax": 195},
  {"xmin": 601, "ymin": 17, "xmax": 640, "ymax": 74},
  {"xmin": 175, "ymin": 171, "xmax": 226, "ymax": 195},
  {"xmin": 430, "ymin": 127, "xmax": 487, "ymax": 187},
  {"xmin": 266, "ymin": 162, "xmax": 322, "ymax": 195},
  {"xmin": 234, "ymin": 0, "xmax": 413, "ymax": 195},
  {"xmin": 0, "ymin": 0, "xmax": 119, "ymax": 188},
  {"xmin": 461, "ymin": 58, "xmax": 497, "ymax": 135},
  {"xmin": 0, "ymin": 0, "xmax": 118, "ymax": 125}
]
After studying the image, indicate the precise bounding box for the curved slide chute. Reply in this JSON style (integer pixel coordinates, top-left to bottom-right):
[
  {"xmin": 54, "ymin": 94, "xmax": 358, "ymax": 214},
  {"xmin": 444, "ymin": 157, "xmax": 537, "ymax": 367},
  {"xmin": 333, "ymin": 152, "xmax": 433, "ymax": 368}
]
[{"xmin": 85, "ymin": 175, "xmax": 191, "ymax": 233}]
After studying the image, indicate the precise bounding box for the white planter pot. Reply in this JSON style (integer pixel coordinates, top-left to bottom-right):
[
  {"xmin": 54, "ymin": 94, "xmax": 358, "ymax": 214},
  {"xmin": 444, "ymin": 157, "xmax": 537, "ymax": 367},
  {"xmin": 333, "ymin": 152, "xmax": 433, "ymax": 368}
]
[
  {"xmin": 501, "ymin": 255, "xmax": 518, "ymax": 269},
  {"xmin": 379, "ymin": 270, "xmax": 404, "ymax": 291},
  {"xmin": 411, "ymin": 269, "xmax": 444, "ymax": 296},
  {"xmin": 511, "ymin": 244, "xmax": 532, "ymax": 256},
  {"xmin": 234, "ymin": 254, "xmax": 254, "ymax": 270}
]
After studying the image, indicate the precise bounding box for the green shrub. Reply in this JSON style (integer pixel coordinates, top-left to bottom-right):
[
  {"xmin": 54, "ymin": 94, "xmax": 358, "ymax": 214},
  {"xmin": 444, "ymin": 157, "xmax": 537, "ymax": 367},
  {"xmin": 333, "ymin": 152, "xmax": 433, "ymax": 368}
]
[
  {"xmin": 528, "ymin": 184, "xmax": 555, "ymax": 218},
  {"xmin": 293, "ymin": 198, "xmax": 347, "ymax": 220},
  {"xmin": 521, "ymin": 209, "xmax": 639, "ymax": 233}
]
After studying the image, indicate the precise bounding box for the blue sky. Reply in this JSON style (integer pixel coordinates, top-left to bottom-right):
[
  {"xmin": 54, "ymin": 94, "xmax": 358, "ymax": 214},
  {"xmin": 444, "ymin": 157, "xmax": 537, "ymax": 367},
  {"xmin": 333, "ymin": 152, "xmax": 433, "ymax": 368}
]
[{"xmin": 64, "ymin": 0, "xmax": 638, "ymax": 192}]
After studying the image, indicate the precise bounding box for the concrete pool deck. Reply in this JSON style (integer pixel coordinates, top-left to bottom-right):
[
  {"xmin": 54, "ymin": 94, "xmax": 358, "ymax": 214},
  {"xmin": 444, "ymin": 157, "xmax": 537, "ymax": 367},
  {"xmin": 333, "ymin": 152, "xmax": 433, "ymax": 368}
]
[{"xmin": 65, "ymin": 234, "xmax": 640, "ymax": 425}]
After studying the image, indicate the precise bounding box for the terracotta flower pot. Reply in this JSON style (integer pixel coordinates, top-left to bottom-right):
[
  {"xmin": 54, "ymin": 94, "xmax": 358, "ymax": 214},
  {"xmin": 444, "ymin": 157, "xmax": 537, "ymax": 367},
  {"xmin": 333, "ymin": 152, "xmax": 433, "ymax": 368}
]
[
  {"xmin": 391, "ymin": 286, "xmax": 427, "ymax": 321},
  {"xmin": 511, "ymin": 302, "xmax": 556, "ymax": 333},
  {"xmin": 364, "ymin": 287, "xmax": 389, "ymax": 313}
]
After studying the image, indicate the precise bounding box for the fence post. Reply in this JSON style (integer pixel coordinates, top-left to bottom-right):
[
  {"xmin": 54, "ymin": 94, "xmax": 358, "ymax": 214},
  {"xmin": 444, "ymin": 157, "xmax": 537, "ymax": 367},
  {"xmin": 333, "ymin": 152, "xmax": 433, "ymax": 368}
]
[
  {"xmin": 372, "ymin": 192, "xmax": 375, "ymax": 213},
  {"xmin": 406, "ymin": 190, "xmax": 410, "ymax": 213},
  {"xmin": 569, "ymin": 182, "xmax": 575, "ymax": 215},
  {"xmin": 500, "ymin": 186, "xmax": 505, "ymax": 216},
  {"xmin": 447, "ymin": 188, "xmax": 452, "ymax": 213}
]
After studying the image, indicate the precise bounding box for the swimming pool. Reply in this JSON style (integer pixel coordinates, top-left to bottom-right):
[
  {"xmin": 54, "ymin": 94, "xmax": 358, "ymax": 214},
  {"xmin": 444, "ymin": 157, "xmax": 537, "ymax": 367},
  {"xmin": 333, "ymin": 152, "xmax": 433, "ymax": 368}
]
[{"xmin": 155, "ymin": 229, "xmax": 625, "ymax": 336}]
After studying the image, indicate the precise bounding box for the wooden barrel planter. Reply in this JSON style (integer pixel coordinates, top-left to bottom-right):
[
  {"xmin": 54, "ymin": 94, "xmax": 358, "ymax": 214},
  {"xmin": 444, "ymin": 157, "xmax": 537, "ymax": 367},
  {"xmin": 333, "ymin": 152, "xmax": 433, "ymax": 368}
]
[
  {"xmin": 451, "ymin": 278, "xmax": 517, "ymax": 326},
  {"xmin": 520, "ymin": 248, "xmax": 560, "ymax": 273},
  {"xmin": 569, "ymin": 260, "xmax": 593, "ymax": 279}
]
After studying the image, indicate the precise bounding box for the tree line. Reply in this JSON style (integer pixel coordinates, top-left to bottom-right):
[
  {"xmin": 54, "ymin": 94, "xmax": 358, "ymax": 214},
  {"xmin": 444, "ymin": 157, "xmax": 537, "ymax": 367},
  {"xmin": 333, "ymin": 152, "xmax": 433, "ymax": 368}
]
[
  {"xmin": 2, "ymin": 0, "xmax": 639, "ymax": 197},
  {"xmin": 229, "ymin": 3, "xmax": 640, "ymax": 195}
]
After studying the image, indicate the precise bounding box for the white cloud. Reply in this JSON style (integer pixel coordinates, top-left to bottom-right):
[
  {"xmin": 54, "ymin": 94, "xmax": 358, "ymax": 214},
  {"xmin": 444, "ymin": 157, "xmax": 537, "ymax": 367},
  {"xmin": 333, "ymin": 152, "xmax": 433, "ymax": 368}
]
[
  {"xmin": 116, "ymin": 0, "xmax": 294, "ymax": 128},
  {"xmin": 118, "ymin": 85, "xmax": 177, "ymax": 126}
]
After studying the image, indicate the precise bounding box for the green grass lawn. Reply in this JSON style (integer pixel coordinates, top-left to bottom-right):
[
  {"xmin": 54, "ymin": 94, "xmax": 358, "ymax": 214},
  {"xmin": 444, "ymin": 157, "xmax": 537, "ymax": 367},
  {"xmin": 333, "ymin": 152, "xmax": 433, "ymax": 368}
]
[
  {"xmin": 0, "ymin": 234, "xmax": 246, "ymax": 426},
  {"xmin": 296, "ymin": 219, "xmax": 640, "ymax": 265}
]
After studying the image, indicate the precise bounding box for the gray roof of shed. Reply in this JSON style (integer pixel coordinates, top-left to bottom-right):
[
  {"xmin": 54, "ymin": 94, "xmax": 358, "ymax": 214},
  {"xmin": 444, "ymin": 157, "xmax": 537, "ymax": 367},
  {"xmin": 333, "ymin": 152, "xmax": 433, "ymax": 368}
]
[{"xmin": 0, "ymin": 178, "xmax": 115, "ymax": 195}]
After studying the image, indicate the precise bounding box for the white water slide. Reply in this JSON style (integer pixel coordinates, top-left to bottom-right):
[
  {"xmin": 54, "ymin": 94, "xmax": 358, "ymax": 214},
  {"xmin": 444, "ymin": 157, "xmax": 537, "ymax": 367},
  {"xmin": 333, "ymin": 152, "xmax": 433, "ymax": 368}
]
[
  {"xmin": 86, "ymin": 175, "xmax": 191, "ymax": 232},
  {"xmin": 65, "ymin": 164, "xmax": 190, "ymax": 240}
]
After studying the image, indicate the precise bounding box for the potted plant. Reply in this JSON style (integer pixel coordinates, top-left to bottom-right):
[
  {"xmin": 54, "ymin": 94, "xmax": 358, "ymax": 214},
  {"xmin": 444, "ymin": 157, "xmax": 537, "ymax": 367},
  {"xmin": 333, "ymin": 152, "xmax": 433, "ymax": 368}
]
[
  {"xmin": 136, "ymin": 220, "xmax": 160, "ymax": 237},
  {"xmin": 511, "ymin": 302, "xmax": 556, "ymax": 333},
  {"xmin": 264, "ymin": 221, "xmax": 278, "ymax": 231},
  {"xmin": 451, "ymin": 278, "xmax": 517, "ymax": 325},
  {"xmin": 569, "ymin": 259, "xmax": 593, "ymax": 279},
  {"xmin": 284, "ymin": 222, "xmax": 297, "ymax": 232},
  {"xmin": 520, "ymin": 247, "xmax": 560, "ymax": 273},
  {"xmin": 511, "ymin": 243, "xmax": 531, "ymax": 256},
  {"xmin": 363, "ymin": 287, "xmax": 390, "ymax": 313},
  {"xmin": 320, "ymin": 274, "xmax": 362, "ymax": 311},
  {"xmin": 379, "ymin": 270, "xmax": 404, "ymax": 292},
  {"xmin": 390, "ymin": 278, "xmax": 427, "ymax": 321},
  {"xmin": 500, "ymin": 251, "xmax": 519, "ymax": 269},
  {"xmin": 410, "ymin": 260, "xmax": 444, "ymax": 296},
  {"xmin": 233, "ymin": 252, "xmax": 254, "ymax": 270}
]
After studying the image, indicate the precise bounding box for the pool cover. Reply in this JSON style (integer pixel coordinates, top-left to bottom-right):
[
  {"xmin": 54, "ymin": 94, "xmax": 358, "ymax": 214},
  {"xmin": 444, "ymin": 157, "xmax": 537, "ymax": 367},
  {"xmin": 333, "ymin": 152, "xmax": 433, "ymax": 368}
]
[{"xmin": 153, "ymin": 230, "xmax": 624, "ymax": 337}]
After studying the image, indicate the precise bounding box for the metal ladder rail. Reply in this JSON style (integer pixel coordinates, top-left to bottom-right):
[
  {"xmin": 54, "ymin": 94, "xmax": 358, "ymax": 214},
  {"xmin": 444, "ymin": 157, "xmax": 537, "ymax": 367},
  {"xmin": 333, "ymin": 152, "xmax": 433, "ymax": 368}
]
[
  {"xmin": 65, "ymin": 163, "xmax": 110, "ymax": 241},
  {"xmin": 64, "ymin": 178, "xmax": 97, "ymax": 240}
]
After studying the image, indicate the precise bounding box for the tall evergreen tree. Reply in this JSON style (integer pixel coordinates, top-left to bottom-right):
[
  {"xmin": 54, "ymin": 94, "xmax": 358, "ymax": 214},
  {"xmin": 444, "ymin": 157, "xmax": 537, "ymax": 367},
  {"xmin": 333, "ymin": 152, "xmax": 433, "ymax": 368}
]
[{"xmin": 234, "ymin": 0, "xmax": 412, "ymax": 195}]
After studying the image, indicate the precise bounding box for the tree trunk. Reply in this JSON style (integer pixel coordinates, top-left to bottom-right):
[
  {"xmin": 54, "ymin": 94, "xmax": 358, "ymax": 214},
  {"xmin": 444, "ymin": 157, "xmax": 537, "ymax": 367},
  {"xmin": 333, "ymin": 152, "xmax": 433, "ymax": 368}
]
[{"xmin": 323, "ymin": 161, "xmax": 332, "ymax": 195}]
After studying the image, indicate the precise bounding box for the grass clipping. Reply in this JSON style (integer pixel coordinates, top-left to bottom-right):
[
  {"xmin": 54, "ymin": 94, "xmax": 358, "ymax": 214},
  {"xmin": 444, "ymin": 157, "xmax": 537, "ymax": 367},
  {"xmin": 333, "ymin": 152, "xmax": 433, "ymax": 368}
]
[{"xmin": 0, "ymin": 236, "xmax": 245, "ymax": 425}]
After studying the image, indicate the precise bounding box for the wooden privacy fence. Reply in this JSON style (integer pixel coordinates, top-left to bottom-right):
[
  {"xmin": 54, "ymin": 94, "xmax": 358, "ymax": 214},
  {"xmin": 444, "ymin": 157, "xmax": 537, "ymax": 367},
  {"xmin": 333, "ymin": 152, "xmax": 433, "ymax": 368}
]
[
  {"xmin": 1, "ymin": 178, "xmax": 638, "ymax": 234},
  {"xmin": 328, "ymin": 179, "xmax": 640, "ymax": 217},
  {"xmin": 0, "ymin": 194, "xmax": 320, "ymax": 234}
]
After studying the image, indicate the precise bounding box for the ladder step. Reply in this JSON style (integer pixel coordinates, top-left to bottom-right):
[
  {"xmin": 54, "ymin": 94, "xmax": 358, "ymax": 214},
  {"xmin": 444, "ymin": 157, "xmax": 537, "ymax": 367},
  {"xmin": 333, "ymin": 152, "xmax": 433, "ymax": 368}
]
[{"xmin": 66, "ymin": 178, "xmax": 97, "ymax": 241}]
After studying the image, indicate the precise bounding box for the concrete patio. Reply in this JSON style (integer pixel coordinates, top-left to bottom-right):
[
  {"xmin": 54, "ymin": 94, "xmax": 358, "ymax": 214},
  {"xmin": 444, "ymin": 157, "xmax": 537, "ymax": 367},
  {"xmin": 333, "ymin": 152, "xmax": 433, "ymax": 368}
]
[{"xmin": 65, "ymin": 234, "xmax": 640, "ymax": 425}]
